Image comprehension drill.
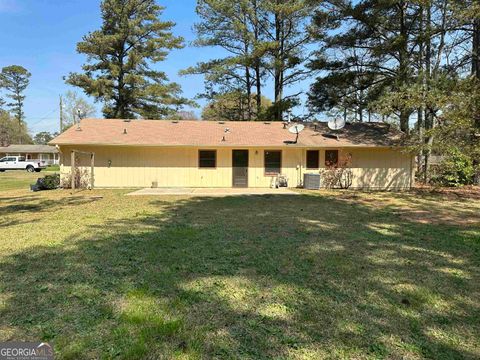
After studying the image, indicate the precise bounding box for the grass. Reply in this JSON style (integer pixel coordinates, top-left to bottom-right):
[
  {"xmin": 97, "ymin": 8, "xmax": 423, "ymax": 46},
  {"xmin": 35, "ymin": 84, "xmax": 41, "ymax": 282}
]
[
  {"xmin": 0, "ymin": 168, "xmax": 59, "ymax": 191},
  {"xmin": 0, "ymin": 183, "xmax": 479, "ymax": 359}
]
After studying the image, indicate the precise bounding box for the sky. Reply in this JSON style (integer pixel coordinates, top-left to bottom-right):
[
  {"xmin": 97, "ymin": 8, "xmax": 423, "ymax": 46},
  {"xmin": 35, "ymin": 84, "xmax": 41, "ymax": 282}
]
[{"xmin": 0, "ymin": 0, "xmax": 312, "ymax": 135}]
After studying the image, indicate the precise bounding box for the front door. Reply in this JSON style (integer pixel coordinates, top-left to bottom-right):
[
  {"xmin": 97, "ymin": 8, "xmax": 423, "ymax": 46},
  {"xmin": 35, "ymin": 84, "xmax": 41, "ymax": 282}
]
[{"xmin": 232, "ymin": 150, "xmax": 249, "ymax": 188}]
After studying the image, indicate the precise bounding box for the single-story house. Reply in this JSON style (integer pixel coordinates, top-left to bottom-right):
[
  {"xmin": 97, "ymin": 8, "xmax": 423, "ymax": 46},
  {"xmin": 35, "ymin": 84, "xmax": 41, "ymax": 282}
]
[
  {"xmin": 49, "ymin": 119, "xmax": 415, "ymax": 190},
  {"xmin": 0, "ymin": 144, "xmax": 59, "ymax": 165}
]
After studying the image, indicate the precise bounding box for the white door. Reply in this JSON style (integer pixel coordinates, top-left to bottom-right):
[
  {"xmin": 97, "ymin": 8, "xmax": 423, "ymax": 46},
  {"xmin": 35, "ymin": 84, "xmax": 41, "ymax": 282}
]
[
  {"xmin": 12, "ymin": 157, "xmax": 23, "ymax": 169},
  {"xmin": 1, "ymin": 157, "xmax": 17, "ymax": 169}
]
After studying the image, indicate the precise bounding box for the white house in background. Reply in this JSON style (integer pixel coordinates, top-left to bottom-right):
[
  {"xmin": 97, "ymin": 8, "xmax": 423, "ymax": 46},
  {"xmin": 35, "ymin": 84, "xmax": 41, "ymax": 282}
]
[{"xmin": 0, "ymin": 144, "xmax": 59, "ymax": 165}]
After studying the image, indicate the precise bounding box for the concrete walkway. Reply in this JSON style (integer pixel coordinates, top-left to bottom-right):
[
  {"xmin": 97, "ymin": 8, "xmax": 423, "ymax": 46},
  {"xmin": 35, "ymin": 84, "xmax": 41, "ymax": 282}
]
[{"xmin": 126, "ymin": 187, "xmax": 299, "ymax": 196}]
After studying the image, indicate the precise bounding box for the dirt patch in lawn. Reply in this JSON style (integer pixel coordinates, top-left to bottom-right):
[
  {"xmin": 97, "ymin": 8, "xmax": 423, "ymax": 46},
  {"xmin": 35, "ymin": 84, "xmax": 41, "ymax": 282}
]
[
  {"xmin": 413, "ymin": 185, "xmax": 480, "ymax": 201},
  {"xmin": 329, "ymin": 187, "xmax": 480, "ymax": 226}
]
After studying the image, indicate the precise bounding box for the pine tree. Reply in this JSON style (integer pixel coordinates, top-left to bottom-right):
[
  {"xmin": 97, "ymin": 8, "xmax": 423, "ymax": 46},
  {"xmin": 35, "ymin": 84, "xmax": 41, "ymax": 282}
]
[
  {"xmin": 67, "ymin": 0, "xmax": 188, "ymax": 119},
  {"xmin": 309, "ymin": 0, "xmax": 422, "ymax": 133},
  {"xmin": 0, "ymin": 111, "xmax": 32, "ymax": 145},
  {"xmin": 0, "ymin": 65, "xmax": 31, "ymax": 125},
  {"xmin": 183, "ymin": 0, "xmax": 268, "ymax": 120},
  {"xmin": 186, "ymin": 0, "xmax": 315, "ymax": 121},
  {"xmin": 202, "ymin": 91, "xmax": 272, "ymax": 120},
  {"xmin": 264, "ymin": 0, "xmax": 315, "ymax": 120}
]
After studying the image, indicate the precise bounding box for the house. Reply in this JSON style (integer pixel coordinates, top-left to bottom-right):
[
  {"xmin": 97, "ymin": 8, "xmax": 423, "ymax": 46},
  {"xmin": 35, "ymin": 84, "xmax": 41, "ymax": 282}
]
[
  {"xmin": 0, "ymin": 144, "xmax": 59, "ymax": 165},
  {"xmin": 49, "ymin": 119, "xmax": 415, "ymax": 190}
]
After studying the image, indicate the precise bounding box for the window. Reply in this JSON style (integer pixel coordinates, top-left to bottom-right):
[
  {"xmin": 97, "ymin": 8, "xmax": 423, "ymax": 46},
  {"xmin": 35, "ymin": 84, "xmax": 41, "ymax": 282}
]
[
  {"xmin": 264, "ymin": 150, "xmax": 281, "ymax": 175},
  {"xmin": 199, "ymin": 150, "xmax": 216, "ymax": 168},
  {"xmin": 325, "ymin": 150, "xmax": 339, "ymax": 167},
  {"xmin": 306, "ymin": 150, "xmax": 319, "ymax": 169}
]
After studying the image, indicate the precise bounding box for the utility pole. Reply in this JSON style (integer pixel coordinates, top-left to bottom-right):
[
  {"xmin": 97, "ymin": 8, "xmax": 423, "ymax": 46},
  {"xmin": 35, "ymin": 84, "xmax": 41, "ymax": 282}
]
[{"xmin": 59, "ymin": 95, "xmax": 63, "ymax": 133}]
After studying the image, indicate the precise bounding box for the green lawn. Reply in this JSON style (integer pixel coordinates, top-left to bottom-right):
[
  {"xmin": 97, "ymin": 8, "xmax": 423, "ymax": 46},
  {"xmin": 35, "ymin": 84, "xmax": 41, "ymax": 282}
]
[
  {"xmin": 0, "ymin": 169, "xmax": 59, "ymax": 191},
  {"xmin": 0, "ymin": 183, "xmax": 479, "ymax": 359}
]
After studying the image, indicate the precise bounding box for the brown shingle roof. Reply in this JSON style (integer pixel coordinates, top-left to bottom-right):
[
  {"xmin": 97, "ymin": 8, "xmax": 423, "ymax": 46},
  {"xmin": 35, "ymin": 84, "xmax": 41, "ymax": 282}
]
[
  {"xmin": 0, "ymin": 144, "xmax": 58, "ymax": 153},
  {"xmin": 50, "ymin": 119, "xmax": 405, "ymax": 148}
]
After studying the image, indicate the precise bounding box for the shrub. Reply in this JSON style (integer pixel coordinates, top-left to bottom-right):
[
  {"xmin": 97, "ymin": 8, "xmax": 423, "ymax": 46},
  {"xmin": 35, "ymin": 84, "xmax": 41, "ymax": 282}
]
[
  {"xmin": 61, "ymin": 168, "xmax": 91, "ymax": 189},
  {"xmin": 433, "ymin": 149, "xmax": 474, "ymax": 187},
  {"xmin": 321, "ymin": 152, "xmax": 354, "ymax": 189},
  {"xmin": 32, "ymin": 174, "xmax": 60, "ymax": 191}
]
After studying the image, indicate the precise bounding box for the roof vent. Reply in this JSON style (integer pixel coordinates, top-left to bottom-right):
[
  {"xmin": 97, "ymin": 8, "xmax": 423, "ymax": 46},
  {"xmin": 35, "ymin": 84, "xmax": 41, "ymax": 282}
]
[
  {"xmin": 172, "ymin": 120, "xmax": 179, "ymax": 124},
  {"xmin": 322, "ymin": 133, "xmax": 339, "ymax": 140},
  {"xmin": 264, "ymin": 122, "xmax": 271, "ymax": 125},
  {"xmin": 123, "ymin": 128, "xmax": 127, "ymax": 134},
  {"xmin": 123, "ymin": 119, "xmax": 131, "ymax": 122},
  {"xmin": 218, "ymin": 121, "xmax": 225, "ymax": 124}
]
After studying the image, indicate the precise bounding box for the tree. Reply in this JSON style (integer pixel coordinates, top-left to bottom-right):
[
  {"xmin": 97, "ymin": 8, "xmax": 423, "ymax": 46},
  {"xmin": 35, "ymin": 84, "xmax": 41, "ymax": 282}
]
[
  {"xmin": 186, "ymin": 0, "xmax": 315, "ymax": 121},
  {"xmin": 264, "ymin": 0, "xmax": 315, "ymax": 120},
  {"xmin": 166, "ymin": 110, "xmax": 198, "ymax": 120},
  {"xmin": 67, "ymin": 0, "xmax": 189, "ymax": 119},
  {"xmin": 33, "ymin": 131, "xmax": 58, "ymax": 145},
  {"xmin": 0, "ymin": 65, "xmax": 31, "ymax": 125},
  {"xmin": 61, "ymin": 91, "xmax": 96, "ymax": 130},
  {"xmin": 310, "ymin": 1, "xmax": 424, "ymax": 133},
  {"xmin": 184, "ymin": 0, "xmax": 268, "ymax": 120},
  {"xmin": 464, "ymin": 0, "xmax": 480, "ymax": 183},
  {"xmin": 0, "ymin": 111, "xmax": 32, "ymax": 146},
  {"xmin": 202, "ymin": 91, "xmax": 272, "ymax": 121}
]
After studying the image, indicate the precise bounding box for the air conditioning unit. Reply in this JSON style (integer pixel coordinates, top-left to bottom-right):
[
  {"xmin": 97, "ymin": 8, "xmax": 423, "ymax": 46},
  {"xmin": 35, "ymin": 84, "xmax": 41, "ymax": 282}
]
[{"xmin": 303, "ymin": 173, "xmax": 321, "ymax": 190}]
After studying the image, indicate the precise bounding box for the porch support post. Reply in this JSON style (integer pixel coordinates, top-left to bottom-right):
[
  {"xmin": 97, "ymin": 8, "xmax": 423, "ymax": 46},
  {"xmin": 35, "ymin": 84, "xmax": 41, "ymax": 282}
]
[
  {"xmin": 90, "ymin": 153, "xmax": 95, "ymax": 189},
  {"xmin": 71, "ymin": 151, "xmax": 75, "ymax": 190}
]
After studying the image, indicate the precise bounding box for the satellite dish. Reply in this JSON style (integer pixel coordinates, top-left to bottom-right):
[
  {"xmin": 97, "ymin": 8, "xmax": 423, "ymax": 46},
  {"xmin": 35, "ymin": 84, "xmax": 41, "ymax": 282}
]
[
  {"xmin": 328, "ymin": 118, "xmax": 346, "ymax": 131},
  {"xmin": 288, "ymin": 124, "xmax": 305, "ymax": 134},
  {"xmin": 287, "ymin": 124, "xmax": 305, "ymax": 144}
]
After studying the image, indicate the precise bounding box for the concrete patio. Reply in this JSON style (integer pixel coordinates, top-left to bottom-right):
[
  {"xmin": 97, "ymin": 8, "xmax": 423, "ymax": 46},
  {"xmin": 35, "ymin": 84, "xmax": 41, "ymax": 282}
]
[{"xmin": 126, "ymin": 187, "xmax": 299, "ymax": 196}]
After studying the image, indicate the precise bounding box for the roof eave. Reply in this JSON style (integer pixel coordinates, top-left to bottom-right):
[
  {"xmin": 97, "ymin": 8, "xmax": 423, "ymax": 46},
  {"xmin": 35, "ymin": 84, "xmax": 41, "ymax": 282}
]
[{"xmin": 52, "ymin": 142, "xmax": 404, "ymax": 148}]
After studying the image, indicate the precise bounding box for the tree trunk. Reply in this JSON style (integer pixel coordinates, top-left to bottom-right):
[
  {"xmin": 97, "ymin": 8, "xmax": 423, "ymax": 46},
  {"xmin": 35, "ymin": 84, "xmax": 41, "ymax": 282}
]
[
  {"xmin": 472, "ymin": 9, "xmax": 480, "ymax": 184},
  {"xmin": 398, "ymin": 1, "xmax": 410, "ymax": 134},
  {"xmin": 417, "ymin": 108, "xmax": 424, "ymax": 176},
  {"xmin": 253, "ymin": 0, "xmax": 262, "ymax": 119},
  {"xmin": 243, "ymin": 11, "xmax": 253, "ymax": 121},
  {"xmin": 423, "ymin": 2, "xmax": 433, "ymax": 184},
  {"xmin": 255, "ymin": 61, "xmax": 262, "ymax": 118},
  {"xmin": 274, "ymin": 2, "xmax": 284, "ymax": 121},
  {"xmin": 424, "ymin": 111, "xmax": 436, "ymax": 184},
  {"xmin": 358, "ymin": 88, "xmax": 364, "ymax": 122},
  {"xmin": 245, "ymin": 65, "xmax": 252, "ymax": 121},
  {"xmin": 399, "ymin": 112, "xmax": 409, "ymax": 134},
  {"xmin": 472, "ymin": 17, "xmax": 480, "ymax": 81}
]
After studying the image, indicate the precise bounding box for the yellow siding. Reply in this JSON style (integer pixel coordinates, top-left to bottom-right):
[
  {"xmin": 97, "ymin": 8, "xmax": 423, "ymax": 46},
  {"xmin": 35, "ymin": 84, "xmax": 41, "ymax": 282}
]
[
  {"xmin": 59, "ymin": 145, "xmax": 414, "ymax": 190},
  {"xmin": 301, "ymin": 148, "xmax": 413, "ymax": 189}
]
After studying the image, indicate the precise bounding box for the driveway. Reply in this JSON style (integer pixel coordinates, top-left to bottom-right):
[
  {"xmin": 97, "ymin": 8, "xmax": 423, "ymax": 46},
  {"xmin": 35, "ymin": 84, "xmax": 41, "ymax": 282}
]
[{"xmin": 126, "ymin": 187, "xmax": 299, "ymax": 196}]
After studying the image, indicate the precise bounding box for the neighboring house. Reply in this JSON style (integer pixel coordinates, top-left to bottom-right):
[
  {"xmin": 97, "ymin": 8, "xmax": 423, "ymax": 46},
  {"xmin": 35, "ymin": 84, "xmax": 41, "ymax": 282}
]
[
  {"xmin": 0, "ymin": 144, "xmax": 59, "ymax": 165},
  {"xmin": 50, "ymin": 119, "xmax": 415, "ymax": 190}
]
